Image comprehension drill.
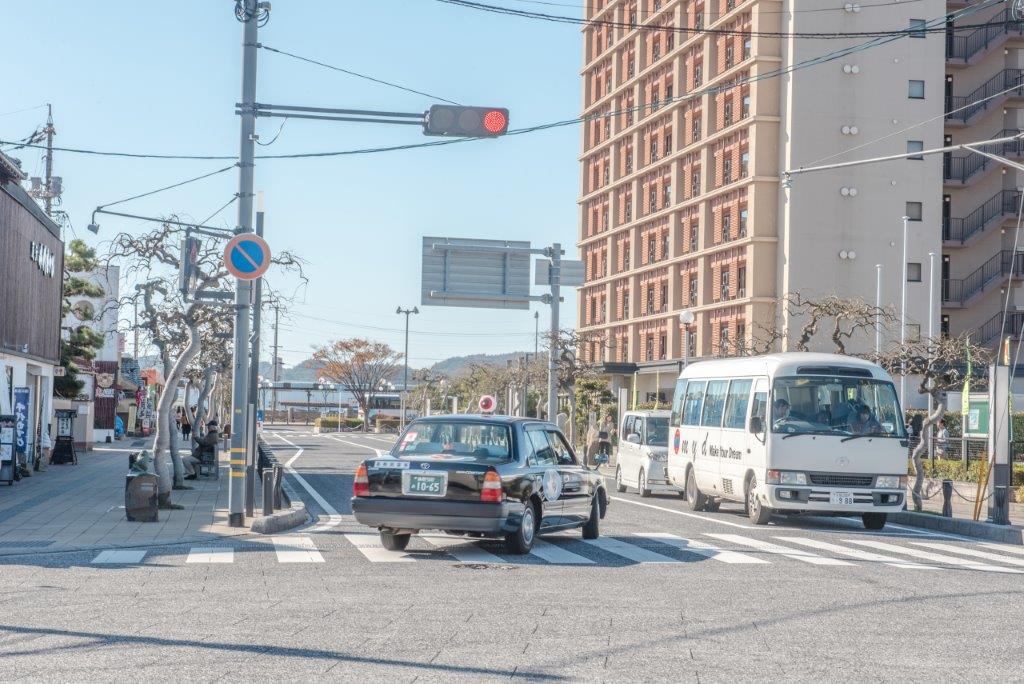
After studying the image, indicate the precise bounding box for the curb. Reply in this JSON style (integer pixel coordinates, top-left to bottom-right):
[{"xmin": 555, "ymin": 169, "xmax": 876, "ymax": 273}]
[
  {"xmin": 250, "ymin": 501, "xmax": 309, "ymax": 535},
  {"xmin": 889, "ymin": 510, "xmax": 1024, "ymax": 545}
]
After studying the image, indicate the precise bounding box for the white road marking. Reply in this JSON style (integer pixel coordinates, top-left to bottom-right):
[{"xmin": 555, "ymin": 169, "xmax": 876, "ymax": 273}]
[
  {"xmin": 609, "ymin": 496, "xmax": 755, "ymax": 529},
  {"xmin": 775, "ymin": 537, "xmax": 936, "ymax": 570},
  {"xmin": 323, "ymin": 435, "xmax": 387, "ymax": 456},
  {"xmin": 529, "ymin": 539, "xmax": 594, "ymax": 564},
  {"xmin": 635, "ymin": 532, "xmax": 767, "ymax": 564},
  {"xmin": 978, "ymin": 542, "xmax": 1024, "ymax": 556},
  {"xmin": 581, "ymin": 536, "xmax": 681, "ymax": 563},
  {"xmin": 92, "ymin": 550, "xmax": 147, "ymax": 564},
  {"xmin": 186, "ymin": 547, "xmax": 234, "ymax": 564},
  {"xmin": 343, "ymin": 533, "xmax": 416, "ymax": 563},
  {"xmin": 272, "ymin": 535, "xmax": 324, "ymax": 563},
  {"xmin": 705, "ymin": 534, "xmax": 853, "ymax": 566},
  {"xmin": 420, "ymin": 535, "xmax": 506, "ymax": 563},
  {"xmin": 270, "ymin": 432, "xmax": 345, "ymax": 532},
  {"xmin": 843, "ymin": 539, "xmax": 1024, "ymax": 574},
  {"xmin": 910, "ymin": 541, "xmax": 1024, "ymax": 567}
]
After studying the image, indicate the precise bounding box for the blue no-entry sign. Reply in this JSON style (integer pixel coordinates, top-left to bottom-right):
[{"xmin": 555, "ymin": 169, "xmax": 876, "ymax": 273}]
[{"xmin": 223, "ymin": 234, "xmax": 271, "ymax": 280}]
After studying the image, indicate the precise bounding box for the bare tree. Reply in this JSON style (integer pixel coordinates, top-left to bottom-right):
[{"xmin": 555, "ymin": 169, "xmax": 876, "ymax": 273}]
[
  {"xmin": 750, "ymin": 293, "xmax": 896, "ymax": 355},
  {"xmin": 313, "ymin": 339, "xmax": 402, "ymax": 431}
]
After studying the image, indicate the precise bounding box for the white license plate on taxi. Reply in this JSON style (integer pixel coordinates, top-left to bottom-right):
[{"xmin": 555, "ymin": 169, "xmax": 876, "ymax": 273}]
[
  {"xmin": 402, "ymin": 471, "xmax": 448, "ymax": 497},
  {"xmin": 830, "ymin": 491, "xmax": 855, "ymax": 506}
]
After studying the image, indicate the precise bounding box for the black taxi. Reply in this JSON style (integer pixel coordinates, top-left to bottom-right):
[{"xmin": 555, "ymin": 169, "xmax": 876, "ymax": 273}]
[{"xmin": 351, "ymin": 415, "xmax": 608, "ymax": 554}]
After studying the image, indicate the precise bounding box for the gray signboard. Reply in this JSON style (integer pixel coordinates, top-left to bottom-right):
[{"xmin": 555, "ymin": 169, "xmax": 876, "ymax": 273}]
[
  {"xmin": 534, "ymin": 259, "xmax": 586, "ymax": 287},
  {"xmin": 421, "ymin": 236, "xmax": 532, "ymax": 310}
]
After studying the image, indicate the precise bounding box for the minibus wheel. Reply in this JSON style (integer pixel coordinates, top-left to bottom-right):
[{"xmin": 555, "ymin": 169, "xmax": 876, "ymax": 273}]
[
  {"xmin": 685, "ymin": 468, "xmax": 708, "ymax": 511},
  {"xmin": 862, "ymin": 513, "xmax": 887, "ymax": 530},
  {"xmin": 746, "ymin": 474, "xmax": 772, "ymax": 525}
]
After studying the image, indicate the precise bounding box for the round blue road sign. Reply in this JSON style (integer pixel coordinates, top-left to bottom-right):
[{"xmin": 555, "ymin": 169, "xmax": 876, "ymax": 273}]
[{"xmin": 223, "ymin": 234, "xmax": 271, "ymax": 280}]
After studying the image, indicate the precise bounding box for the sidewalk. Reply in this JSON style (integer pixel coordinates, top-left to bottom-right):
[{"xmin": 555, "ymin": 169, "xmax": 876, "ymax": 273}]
[
  {"xmin": 0, "ymin": 439, "xmax": 249, "ymax": 556},
  {"xmin": 913, "ymin": 477, "xmax": 1024, "ymax": 526}
]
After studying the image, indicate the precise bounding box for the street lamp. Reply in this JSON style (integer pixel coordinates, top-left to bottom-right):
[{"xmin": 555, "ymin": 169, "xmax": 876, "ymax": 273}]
[
  {"xmin": 680, "ymin": 309, "xmax": 695, "ymax": 368},
  {"xmin": 900, "ymin": 215, "xmax": 909, "ymax": 410},
  {"xmin": 397, "ymin": 306, "xmax": 419, "ymax": 430}
]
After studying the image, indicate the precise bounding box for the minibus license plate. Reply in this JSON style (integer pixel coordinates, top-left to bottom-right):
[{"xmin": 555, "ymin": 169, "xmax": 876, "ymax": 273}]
[{"xmin": 830, "ymin": 491, "xmax": 855, "ymax": 506}]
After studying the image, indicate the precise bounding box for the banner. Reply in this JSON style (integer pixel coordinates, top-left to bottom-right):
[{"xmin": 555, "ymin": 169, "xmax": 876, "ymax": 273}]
[
  {"xmin": 961, "ymin": 338, "xmax": 971, "ymax": 417},
  {"xmin": 13, "ymin": 387, "xmax": 29, "ymax": 455}
]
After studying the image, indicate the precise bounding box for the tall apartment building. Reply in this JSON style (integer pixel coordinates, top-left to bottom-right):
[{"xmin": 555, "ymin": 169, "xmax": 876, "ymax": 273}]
[
  {"xmin": 942, "ymin": 5, "xmax": 1024, "ymax": 347},
  {"xmin": 577, "ymin": 0, "xmax": 945, "ymax": 403}
]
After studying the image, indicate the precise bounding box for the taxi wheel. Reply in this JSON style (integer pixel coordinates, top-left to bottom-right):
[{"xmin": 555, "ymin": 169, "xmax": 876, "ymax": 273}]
[
  {"xmin": 380, "ymin": 530, "xmax": 411, "ymax": 551},
  {"xmin": 615, "ymin": 466, "xmax": 627, "ymax": 493},
  {"xmin": 582, "ymin": 495, "xmax": 600, "ymax": 539},
  {"xmin": 685, "ymin": 468, "xmax": 708, "ymax": 512},
  {"xmin": 638, "ymin": 468, "xmax": 652, "ymax": 498},
  {"xmin": 505, "ymin": 501, "xmax": 537, "ymax": 555}
]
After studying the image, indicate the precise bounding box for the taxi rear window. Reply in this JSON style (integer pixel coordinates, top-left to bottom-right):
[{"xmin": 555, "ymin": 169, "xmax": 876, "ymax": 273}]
[{"xmin": 394, "ymin": 422, "xmax": 513, "ymax": 461}]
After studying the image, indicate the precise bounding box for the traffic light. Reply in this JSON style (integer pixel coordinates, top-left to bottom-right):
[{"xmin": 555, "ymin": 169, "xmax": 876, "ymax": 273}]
[{"xmin": 423, "ymin": 105, "xmax": 510, "ymax": 137}]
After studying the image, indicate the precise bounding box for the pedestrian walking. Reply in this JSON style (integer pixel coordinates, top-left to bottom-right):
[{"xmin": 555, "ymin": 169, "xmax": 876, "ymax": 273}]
[
  {"xmin": 181, "ymin": 411, "xmax": 191, "ymax": 441},
  {"xmin": 935, "ymin": 419, "xmax": 949, "ymax": 459}
]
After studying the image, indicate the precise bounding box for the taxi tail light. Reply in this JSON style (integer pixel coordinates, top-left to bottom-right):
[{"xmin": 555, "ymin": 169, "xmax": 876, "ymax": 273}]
[
  {"xmin": 353, "ymin": 464, "xmax": 370, "ymax": 497},
  {"xmin": 481, "ymin": 470, "xmax": 503, "ymax": 503}
]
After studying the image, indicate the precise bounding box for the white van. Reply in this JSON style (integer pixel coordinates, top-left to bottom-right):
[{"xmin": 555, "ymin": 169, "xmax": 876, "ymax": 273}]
[
  {"xmin": 614, "ymin": 410, "xmax": 671, "ymax": 497},
  {"xmin": 667, "ymin": 353, "xmax": 908, "ymax": 530}
]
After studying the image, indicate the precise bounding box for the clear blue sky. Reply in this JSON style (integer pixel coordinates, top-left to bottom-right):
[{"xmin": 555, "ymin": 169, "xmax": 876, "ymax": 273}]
[{"xmin": 2, "ymin": 0, "xmax": 583, "ymax": 369}]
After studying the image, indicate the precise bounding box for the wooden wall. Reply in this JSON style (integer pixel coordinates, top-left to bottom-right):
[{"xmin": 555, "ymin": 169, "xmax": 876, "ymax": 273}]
[{"xmin": 0, "ymin": 183, "xmax": 64, "ymax": 363}]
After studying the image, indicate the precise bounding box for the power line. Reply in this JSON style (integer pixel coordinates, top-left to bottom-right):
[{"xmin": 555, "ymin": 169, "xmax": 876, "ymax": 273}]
[
  {"xmin": 0, "ymin": 104, "xmax": 47, "ymax": 118},
  {"xmin": 433, "ymin": 0, "xmax": 1002, "ymax": 38},
  {"xmin": 291, "ymin": 312, "xmax": 540, "ymax": 337},
  {"xmin": 260, "ymin": 45, "xmax": 462, "ymax": 105},
  {"xmin": 94, "ymin": 164, "xmax": 237, "ymax": 211}
]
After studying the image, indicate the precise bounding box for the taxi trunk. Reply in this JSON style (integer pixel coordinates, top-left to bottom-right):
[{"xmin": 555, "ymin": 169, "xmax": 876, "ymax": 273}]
[{"xmin": 365, "ymin": 456, "xmax": 496, "ymax": 503}]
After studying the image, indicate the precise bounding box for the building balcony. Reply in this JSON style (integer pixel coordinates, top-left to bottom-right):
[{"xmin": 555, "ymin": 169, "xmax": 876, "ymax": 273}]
[
  {"xmin": 942, "ymin": 249, "xmax": 1024, "ymax": 307},
  {"xmin": 944, "ymin": 189, "xmax": 1020, "ymax": 245},
  {"xmin": 943, "ymin": 130, "xmax": 1024, "ymax": 185},
  {"xmin": 946, "ymin": 10, "xmax": 1024, "ymax": 66},
  {"xmin": 945, "ymin": 69, "xmax": 1024, "ymax": 126}
]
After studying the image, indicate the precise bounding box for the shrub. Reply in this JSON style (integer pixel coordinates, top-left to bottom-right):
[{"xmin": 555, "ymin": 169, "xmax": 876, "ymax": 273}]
[
  {"xmin": 909, "ymin": 458, "xmax": 1024, "ymax": 485},
  {"xmin": 314, "ymin": 417, "xmax": 363, "ymax": 430}
]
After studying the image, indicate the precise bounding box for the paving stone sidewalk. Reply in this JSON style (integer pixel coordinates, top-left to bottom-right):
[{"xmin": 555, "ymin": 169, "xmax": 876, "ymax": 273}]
[{"xmin": 0, "ymin": 440, "xmax": 248, "ymax": 556}]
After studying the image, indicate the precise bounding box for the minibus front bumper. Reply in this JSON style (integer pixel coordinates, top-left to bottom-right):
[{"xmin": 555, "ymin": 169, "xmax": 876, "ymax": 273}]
[{"xmin": 766, "ymin": 485, "xmax": 904, "ymax": 511}]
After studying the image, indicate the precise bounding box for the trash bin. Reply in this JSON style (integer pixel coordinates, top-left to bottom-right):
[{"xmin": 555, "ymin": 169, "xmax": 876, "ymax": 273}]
[{"xmin": 125, "ymin": 471, "xmax": 159, "ymax": 522}]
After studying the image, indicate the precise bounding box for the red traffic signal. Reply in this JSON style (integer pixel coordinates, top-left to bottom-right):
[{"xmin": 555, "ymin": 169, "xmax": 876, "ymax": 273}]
[{"xmin": 423, "ymin": 105, "xmax": 510, "ymax": 137}]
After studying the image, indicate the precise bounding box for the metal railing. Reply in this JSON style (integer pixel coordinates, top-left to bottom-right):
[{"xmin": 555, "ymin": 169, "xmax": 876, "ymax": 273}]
[
  {"xmin": 942, "ymin": 249, "xmax": 1024, "ymax": 305},
  {"xmin": 946, "ymin": 10, "xmax": 1024, "ymax": 62},
  {"xmin": 944, "ymin": 189, "xmax": 1021, "ymax": 243},
  {"xmin": 977, "ymin": 310, "xmax": 1024, "ymax": 343},
  {"xmin": 945, "ymin": 69, "xmax": 1024, "ymax": 123},
  {"xmin": 943, "ymin": 130, "xmax": 1024, "ymax": 183}
]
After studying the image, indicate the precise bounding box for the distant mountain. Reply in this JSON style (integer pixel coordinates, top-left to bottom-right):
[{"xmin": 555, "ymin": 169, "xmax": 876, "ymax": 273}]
[{"xmin": 428, "ymin": 352, "xmax": 531, "ymax": 377}]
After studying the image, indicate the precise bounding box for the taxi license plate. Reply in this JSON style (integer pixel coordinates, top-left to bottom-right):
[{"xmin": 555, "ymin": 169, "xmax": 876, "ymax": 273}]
[
  {"xmin": 403, "ymin": 471, "xmax": 447, "ymax": 497},
  {"xmin": 830, "ymin": 491, "xmax": 855, "ymax": 506}
]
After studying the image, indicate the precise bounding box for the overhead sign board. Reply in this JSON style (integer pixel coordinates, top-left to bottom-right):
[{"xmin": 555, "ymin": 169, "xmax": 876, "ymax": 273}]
[
  {"xmin": 421, "ymin": 236, "xmax": 531, "ymax": 310},
  {"xmin": 224, "ymin": 234, "xmax": 271, "ymax": 281},
  {"xmin": 534, "ymin": 259, "xmax": 586, "ymax": 287}
]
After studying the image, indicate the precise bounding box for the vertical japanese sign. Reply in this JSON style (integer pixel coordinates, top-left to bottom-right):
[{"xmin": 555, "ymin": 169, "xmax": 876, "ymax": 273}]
[
  {"xmin": 13, "ymin": 387, "xmax": 29, "ymax": 455},
  {"xmin": 0, "ymin": 415, "xmax": 14, "ymax": 466}
]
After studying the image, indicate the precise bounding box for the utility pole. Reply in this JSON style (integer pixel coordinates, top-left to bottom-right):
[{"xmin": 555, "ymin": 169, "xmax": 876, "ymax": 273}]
[
  {"xmin": 42, "ymin": 104, "xmax": 55, "ymax": 217},
  {"xmin": 396, "ymin": 306, "xmax": 419, "ymax": 430},
  {"xmin": 133, "ymin": 298, "xmax": 139, "ymax": 360},
  {"xmin": 547, "ymin": 243, "xmax": 561, "ymax": 423},
  {"xmin": 271, "ymin": 300, "xmax": 281, "ymax": 418},
  {"xmin": 227, "ymin": 0, "xmax": 264, "ymax": 527},
  {"xmin": 244, "ymin": 193, "xmax": 265, "ymax": 518}
]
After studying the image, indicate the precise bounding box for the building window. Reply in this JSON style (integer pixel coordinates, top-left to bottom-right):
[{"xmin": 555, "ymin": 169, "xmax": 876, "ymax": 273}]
[
  {"xmin": 694, "ymin": 11, "xmax": 703, "ymax": 29},
  {"xmin": 649, "ymin": 188, "xmax": 658, "ymax": 213},
  {"xmin": 661, "ymin": 232, "xmax": 668, "ymax": 259},
  {"xmin": 906, "ymin": 201, "xmax": 923, "ymax": 221},
  {"xmin": 722, "ymin": 213, "xmax": 732, "ymax": 242},
  {"xmin": 907, "ymin": 140, "xmax": 924, "ymax": 160},
  {"xmin": 725, "ymin": 43, "xmax": 734, "ymax": 68},
  {"xmin": 648, "ymin": 235, "xmax": 657, "ymax": 263},
  {"xmin": 628, "ymin": 58, "xmax": 636, "ymax": 77},
  {"xmin": 736, "ymin": 322, "xmax": 746, "ymax": 352},
  {"xmin": 689, "ymin": 227, "xmax": 698, "ymax": 253},
  {"xmin": 906, "ymin": 323, "xmax": 922, "ymax": 342},
  {"xmin": 651, "ymin": 86, "xmax": 660, "ymax": 111},
  {"xmin": 723, "ymin": 157, "xmax": 732, "ymax": 183},
  {"xmin": 740, "ymin": 151, "xmax": 749, "ymax": 177},
  {"xmin": 625, "ymin": 197, "xmax": 632, "ymax": 220},
  {"xmin": 691, "ymin": 116, "xmax": 701, "ymax": 142},
  {"xmin": 738, "ymin": 265, "xmax": 746, "ymax": 296},
  {"xmin": 742, "ymin": 94, "xmax": 750, "ymax": 118},
  {"xmin": 660, "ymin": 282, "xmax": 668, "ymax": 312},
  {"xmin": 646, "ymin": 336, "xmax": 654, "ymax": 361},
  {"xmin": 602, "ymin": 208, "xmax": 609, "ymax": 229},
  {"xmin": 667, "ymin": 31, "xmax": 674, "ymax": 51},
  {"xmin": 653, "ymin": 40, "xmax": 661, "ymax": 61},
  {"xmin": 622, "ymin": 243, "xmax": 630, "ymax": 269},
  {"xmin": 622, "ymin": 291, "xmax": 630, "ymax": 318},
  {"xmin": 689, "ymin": 273, "xmax": 698, "ymax": 305},
  {"xmin": 626, "ymin": 152, "xmax": 633, "ymax": 173},
  {"xmin": 630, "ymin": 10, "xmax": 637, "ymax": 26},
  {"xmin": 908, "ymin": 80, "xmax": 925, "ymax": 99},
  {"xmin": 694, "ymin": 65, "xmax": 703, "ymax": 87},
  {"xmin": 659, "ymin": 333, "xmax": 667, "ymax": 359},
  {"xmin": 739, "ymin": 208, "xmax": 748, "ymax": 236},
  {"xmin": 605, "ymin": 118, "xmax": 611, "ymax": 137},
  {"xmin": 687, "ymin": 328, "xmax": 697, "ymax": 354},
  {"xmin": 723, "ymin": 100, "xmax": 733, "ymax": 126},
  {"xmin": 662, "ymin": 183, "xmax": 671, "ymax": 206},
  {"xmin": 719, "ymin": 324, "xmax": 730, "ymax": 353},
  {"xmin": 907, "ymin": 262, "xmax": 922, "ymax": 282},
  {"xmin": 691, "ymin": 169, "xmax": 701, "ymax": 196},
  {"xmin": 743, "ymin": 38, "xmax": 751, "ymax": 60},
  {"xmin": 626, "ymin": 109, "xmax": 634, "ymax": 126},
  {"xmin": 909, "ymin": 18, "xmax": 926, "ymax": 38},
  {"xmin": 721, "ymin": 269, "xmax": 731, "ymax": 299},
  {"xmin": 650, "ymin": 138, "xmax": 658, "ymax": 162},
  {"xmin": 604, "ymin": 165, "xmax": 610, "ymax": 184},
  {"xmin": 664, "ymin": 131, "xmax": 672, "ymax": 153},
  {"xmin": 646, "ymin": 287, "xmax": 655, "ymax": 314}
]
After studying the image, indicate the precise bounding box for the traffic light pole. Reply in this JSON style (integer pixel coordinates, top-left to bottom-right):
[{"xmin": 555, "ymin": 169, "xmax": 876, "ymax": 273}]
[{"xmin": 228, "ymin": 0, "xmax": 260, "ymax": 528}]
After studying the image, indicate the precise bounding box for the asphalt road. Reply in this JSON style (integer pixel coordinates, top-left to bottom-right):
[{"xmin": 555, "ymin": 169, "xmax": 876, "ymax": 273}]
[{"xmin": 2, "ymin": 424, "xmax": 1023, "ymax": 681}]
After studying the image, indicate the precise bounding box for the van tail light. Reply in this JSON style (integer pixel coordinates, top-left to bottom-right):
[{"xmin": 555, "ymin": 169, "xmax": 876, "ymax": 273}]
[
  {"xmin": 481, "ymin": 470, "xmax": 503, "ymax": 503},
  {"xmin": 353, "ymin": 464, "xmax": 370, "ymax": 497}
]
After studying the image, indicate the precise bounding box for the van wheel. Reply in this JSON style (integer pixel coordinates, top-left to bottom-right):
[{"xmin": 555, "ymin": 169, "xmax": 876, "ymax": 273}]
[
  {"xmin": 685, "ymin": 468, "xmax": 708, "ymax": 512},
  {"xmin": 638, "ymin": 468, "xmax": 652, "ymax": 497},
  {"xmin": 380, "ymin": 530, "xmax": 411, "ymax": 551},
  {"xmin": 614, "ymin": 466, "xmax": 627, "ymax": 493},
  {"xmin": 746, "ymin": 474, "xmax": 772, "ymax": 525},
  {"xmin": 862, "ymin": 513, "xmax": 887, "ymax": 530}
]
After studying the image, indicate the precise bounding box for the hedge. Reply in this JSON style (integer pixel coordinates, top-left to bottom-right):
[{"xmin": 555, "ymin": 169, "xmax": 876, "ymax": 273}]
[
  {"xmin": 907, "ymin": 458, "xmax": 1024, "ymax": 486},
  {"xmin": 313, "ymin": 417, "xmax": 364, "ymax": 429},
  {"xmin": 905, "ymin": 410, "xmax": 1024, "ymax": 441}
]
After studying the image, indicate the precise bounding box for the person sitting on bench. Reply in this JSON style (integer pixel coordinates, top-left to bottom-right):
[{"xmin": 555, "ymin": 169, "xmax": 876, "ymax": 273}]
[{"xmin": 187, "ymin": 421, "xmax": 220, "ymax": 479}]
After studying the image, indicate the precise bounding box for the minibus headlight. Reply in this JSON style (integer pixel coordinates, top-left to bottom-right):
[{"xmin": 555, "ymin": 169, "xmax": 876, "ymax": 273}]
[
  {"xmin": 766, "ymin": 470, "xmax": 807, "ymax": 485},
  {"xmin": 875, "ymin": 475, "xmax": 906, "ymax": 489}
]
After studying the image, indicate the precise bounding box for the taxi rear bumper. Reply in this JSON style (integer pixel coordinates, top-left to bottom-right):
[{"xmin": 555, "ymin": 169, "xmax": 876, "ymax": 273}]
[{"xmin": 351, "ymin": 496, "xmax": 522, "ymax": 534}]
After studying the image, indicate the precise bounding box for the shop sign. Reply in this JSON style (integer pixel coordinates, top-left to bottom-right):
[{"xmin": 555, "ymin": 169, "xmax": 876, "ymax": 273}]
[
  {"xmin": 13, "ymin": 388, "xmax": 29, "ymax": 455},
  {"xmin": 29, "ymin": 242, "xmax": 56, "ymax": 277}
]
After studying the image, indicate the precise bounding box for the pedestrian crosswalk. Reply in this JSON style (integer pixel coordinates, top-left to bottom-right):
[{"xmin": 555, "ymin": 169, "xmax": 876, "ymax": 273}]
[{"xmin": 87, "ymin": 532, "xmax": 1024, "ymax": 575}]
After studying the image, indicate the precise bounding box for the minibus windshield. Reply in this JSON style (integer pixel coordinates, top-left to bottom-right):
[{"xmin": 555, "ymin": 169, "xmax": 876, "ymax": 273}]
[{"xmin": 771, "ymin": 376, "xmax": 905, "ymax": 438}]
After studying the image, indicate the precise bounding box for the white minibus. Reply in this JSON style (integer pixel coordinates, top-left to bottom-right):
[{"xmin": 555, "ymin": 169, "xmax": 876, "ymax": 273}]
[{"xmin": 666, "ymin": 353, "xmax": 907, "ymax": 530}]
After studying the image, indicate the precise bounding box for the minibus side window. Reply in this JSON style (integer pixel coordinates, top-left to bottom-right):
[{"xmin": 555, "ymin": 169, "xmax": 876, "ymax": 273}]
[
  {"xmin": 723, "ymin": 379, "xmax": 753, "ymax": 429},
  {"xmin": 682, "ymin": 381, "xmax": 706, "ymax": 425},
  {"xmin": 670, "ymin": 380, "xmax": 687, "ymax": 425},
  {"xmin": 750, "ymin": 378, "xmax": 768, "ymax": 428},
  {"xmin": 700, "ymin": 380, "xmax": 729, "ymax": 427}
]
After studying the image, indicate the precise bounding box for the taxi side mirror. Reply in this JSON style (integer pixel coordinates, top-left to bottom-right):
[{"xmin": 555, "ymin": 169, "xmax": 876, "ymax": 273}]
[{"xmin": 749, "ymin": 416, "xmax": 764, "ymax": 434}]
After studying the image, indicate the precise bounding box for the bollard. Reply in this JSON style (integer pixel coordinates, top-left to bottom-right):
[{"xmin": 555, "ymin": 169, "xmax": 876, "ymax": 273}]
[
  {"xmin": 273, "ymin": 465, "xmax": 284, "ymax": 509},
  {"xmin": 941, "ymin": 479, "xmax": 953, "ymax": 517},
  {"xmin": 262, "ymin": 473, "xmax": 274, "ymax": 516},
  {"xmin": 993, "ymin": 486, "xmax": 1010, "ymax": 525}
]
